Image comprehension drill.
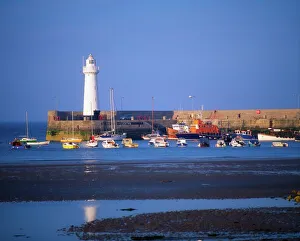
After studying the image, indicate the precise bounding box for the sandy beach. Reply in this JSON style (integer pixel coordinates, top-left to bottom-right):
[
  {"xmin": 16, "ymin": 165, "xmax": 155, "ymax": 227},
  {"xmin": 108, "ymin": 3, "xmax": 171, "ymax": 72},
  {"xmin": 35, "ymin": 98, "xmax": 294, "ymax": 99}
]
[
  {"xmin": 1, "ymin": 158, "xmax": 300, "ymax": 201},
  {"xmin": 1, "ymin": 158, "xmax": 300, "ymax": 240}
]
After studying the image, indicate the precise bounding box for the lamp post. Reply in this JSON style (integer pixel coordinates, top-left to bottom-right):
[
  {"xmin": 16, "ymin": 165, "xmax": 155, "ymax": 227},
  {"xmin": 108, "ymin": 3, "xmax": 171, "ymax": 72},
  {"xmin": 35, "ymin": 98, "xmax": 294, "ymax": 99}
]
[
  {"xmin": 121, "ymin": 97, "xmax": 124, "ymax": 111},
  {"xmin": 151, "ymin": 97, "xmax": 154, "ymax": 132},
  {"xmin": 188, "ymin": 95, "xmax": 195, "ymax": 111}
]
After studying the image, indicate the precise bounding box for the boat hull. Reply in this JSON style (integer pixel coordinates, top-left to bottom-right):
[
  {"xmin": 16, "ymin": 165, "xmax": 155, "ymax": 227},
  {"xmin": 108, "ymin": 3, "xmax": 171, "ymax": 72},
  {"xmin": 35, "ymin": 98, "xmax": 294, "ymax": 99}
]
[
  {"xmin": 62, "ymin": 143, "xmax": 80, "ymax": 149},
  {"xmin": 61, "ymin": 138, "xmax": 82, "ymax": 143},
  {"xmin": 176, "ymin": 133, "xmax": 200, "ymax": 140},
  {"xmin": 26, "ymin": 141, "xmax": 50, "ymax": 146},
  {"xmin": 95, "ymin": 133, "xmax": 127, "ymax": 141},
  {"xmin": 258, "ymin": 133, "xmax": 295, "ymax": 141}
]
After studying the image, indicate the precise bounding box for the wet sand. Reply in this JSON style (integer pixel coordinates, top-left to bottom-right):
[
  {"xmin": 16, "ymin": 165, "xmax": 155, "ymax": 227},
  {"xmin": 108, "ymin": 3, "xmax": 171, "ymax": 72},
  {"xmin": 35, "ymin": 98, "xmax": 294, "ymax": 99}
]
[
  {"xmin": 0, "ymin": 158, "xmax": 300, "ymax": 201},
  {"xmin": 1, "ymin": 158, "xmax": 300, "ymax": 240},
  {"xmin": 66, "ymin": 207, "xmax": 300, "ymax": 240}
]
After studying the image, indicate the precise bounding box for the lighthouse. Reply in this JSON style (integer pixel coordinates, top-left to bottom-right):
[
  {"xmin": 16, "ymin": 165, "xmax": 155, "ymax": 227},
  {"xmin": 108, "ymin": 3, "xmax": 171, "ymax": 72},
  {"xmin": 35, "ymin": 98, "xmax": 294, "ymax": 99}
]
[{"xmin": 83, "ymin": 54, "xmax": 99, "ymax": 120}]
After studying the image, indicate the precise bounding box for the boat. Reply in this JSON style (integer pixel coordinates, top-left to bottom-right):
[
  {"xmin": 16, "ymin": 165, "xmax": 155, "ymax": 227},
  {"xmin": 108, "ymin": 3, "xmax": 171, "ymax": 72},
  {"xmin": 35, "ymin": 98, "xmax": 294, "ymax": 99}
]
[
  {"xmin": 26, "ymin": 141, "xmax": 50, "ymax": 146},
  {"xmin": 231, "ymin": 130, "xmax": 256, "ymax": 140},
  {"xmin": 215, "ymin": 139, "xmax": 226, "ymax": 147},
  {"xmin": 102, "ymin": 139, "xmax": 120, "ymax": 148},
  {"xmin": 61, "ymin": 111, "xmax": 82, "ymax": 143},
  {"xmin": 248, "ymin": 140, "xmax": 261, "ymax": 147},
  {"xmin": 122, "ymin": 138, "xmax": 138, "ymax": 148},
  {"xmin": 153, "ymin": 137, "xmax": 169, "ymax": 148},
  {"xmin": 85, "ymin": 111, "xmax": 98, "ymax": 148},
  {"xmin": 142, "ymin": 97, "xmax": 161, "ymax": 141},
  {"xmin": 230, "ymin": 137, "xmax": 245, "ymax": 147},
  {"xmin": 168, "ymin": 119, "xmax": 220, "ymax": 140},
  {"xmin": 19, "ymin": 111, "xmax": 37, "ymax": 143},
  {"xmin": 141, "ymin": 132, "xmax": 161, "ymax": 140},
  {"xmin": 86, "ymin": 135, "xmax": 98, "ymax": 148},
  {"xmin": 95, "ymin": 132, "xmax": 126, "ymax": 141},
  {"xmin": 198, "ymin": 136, "xmax": 210, "ymax": 147},
  {"xmin": 10, "ymin": 138, "xmax": 31, "ymax": 149},
  {"xmin": 258, "ymin": 129, "xmax": 295, "ymax": 141},
  {"xmin": 62, "ymin": 142, "xmax": 80, "ymax": 149},
  {"xmin": 95, "ymin": 88, "xmax": 127, "ymax": 141},
  {"xmin": 272, "ymin": 141, "xmax": 288, "ymax": 147},
  {"xmin": 176, "ymin": 138, "xmax": 187, "ymax": 147}
]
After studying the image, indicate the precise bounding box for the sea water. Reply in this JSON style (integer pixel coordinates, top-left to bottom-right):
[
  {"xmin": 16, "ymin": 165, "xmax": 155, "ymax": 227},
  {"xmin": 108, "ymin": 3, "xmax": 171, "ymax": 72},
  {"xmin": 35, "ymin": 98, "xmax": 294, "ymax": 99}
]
[
  {"xmin": 0, "ymin": 122, "xmax": 299, "ymax": 165},
  {"xmin": 0, "ymin": 122, "xmax": 300, "ymax": 241}
]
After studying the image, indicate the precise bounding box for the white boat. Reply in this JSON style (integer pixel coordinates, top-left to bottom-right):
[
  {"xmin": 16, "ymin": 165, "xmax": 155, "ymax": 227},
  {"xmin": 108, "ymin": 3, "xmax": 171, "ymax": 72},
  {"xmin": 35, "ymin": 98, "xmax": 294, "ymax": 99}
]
[
  {"xmin": 215, "ymin": 139, "xmax": 226, "ymax": 147},
  {"xmin": 272, "ymin": 141, "xmax": 288, "ymax": 147},
  {"xmin": 26, "ymin": 141, "xmax": 50, "ymax": 146},
  {"xmin": 257, "ymin": 133, "xmax": 295, "ymax": 141},
  {"xmin": 153, "ymin": 137, "xmax": 169, "ymax": 148},
  {"xmin": 142, "ymin": 132, "xmax": 161, "ymax": 140},
  {"xmin": 95, "ymin": 88, "xmax": 127, "ymax": 141},
  {"xmin": 86, "ymin": 140, "xmax": 98, "ymax": 148},
  {"xmin": 102, "ymin": 139, "xmax": 119, "ymax": 148},
  {"xmin": 177, "ymin": 138, "xmax": 187, "ymax": 147},
  {"xmin": 85, "ymin": 135, "xmax": 98, "ymax": 148},
  {"xmin": 230, "ymin": 138, "xmax": 245, "ymax": 147},
  {"xmin": 19, "ymin": 112, "xmax": 37, "ymax": 143},
  {"xmin": 95, "ymin": 132, "xmax": 127, "ymax": 141}
]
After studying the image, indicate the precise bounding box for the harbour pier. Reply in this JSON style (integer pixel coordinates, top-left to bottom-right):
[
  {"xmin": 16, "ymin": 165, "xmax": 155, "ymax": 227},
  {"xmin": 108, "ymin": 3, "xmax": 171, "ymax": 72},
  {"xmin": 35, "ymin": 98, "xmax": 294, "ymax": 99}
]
[{"xmin": 46, "ymin": 109, "xmax": 300, "ymax": 141}]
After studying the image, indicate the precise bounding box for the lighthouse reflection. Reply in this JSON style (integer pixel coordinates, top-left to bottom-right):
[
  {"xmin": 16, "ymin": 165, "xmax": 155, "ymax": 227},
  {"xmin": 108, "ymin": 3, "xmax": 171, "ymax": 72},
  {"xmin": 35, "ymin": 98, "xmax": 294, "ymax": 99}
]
[{"xmin": 83, "ymin": 204, "xmax": 98, "ymax": 222}]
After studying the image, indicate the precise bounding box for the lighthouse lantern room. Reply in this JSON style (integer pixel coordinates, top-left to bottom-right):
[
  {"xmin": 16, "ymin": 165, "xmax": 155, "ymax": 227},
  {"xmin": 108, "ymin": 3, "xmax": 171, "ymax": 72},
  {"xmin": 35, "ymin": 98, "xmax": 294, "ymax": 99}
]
[{"xmin": 82, "ymin": 54, "xmax": 99, "ymax": 120}]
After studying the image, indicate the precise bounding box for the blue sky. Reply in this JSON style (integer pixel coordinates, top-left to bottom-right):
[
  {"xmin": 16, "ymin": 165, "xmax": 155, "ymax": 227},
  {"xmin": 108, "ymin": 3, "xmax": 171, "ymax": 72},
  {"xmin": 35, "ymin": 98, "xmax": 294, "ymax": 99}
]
[{"xmin": 0, "ymin": 0, "xmax": 299, "ymax": 121}]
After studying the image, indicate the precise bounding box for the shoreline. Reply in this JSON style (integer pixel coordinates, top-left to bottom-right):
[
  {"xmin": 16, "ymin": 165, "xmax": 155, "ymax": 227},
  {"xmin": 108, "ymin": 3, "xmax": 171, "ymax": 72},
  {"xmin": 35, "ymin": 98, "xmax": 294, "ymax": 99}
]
[{"xmin": 1, "ymin": 158, "xmax": 299, "ymax": 202}]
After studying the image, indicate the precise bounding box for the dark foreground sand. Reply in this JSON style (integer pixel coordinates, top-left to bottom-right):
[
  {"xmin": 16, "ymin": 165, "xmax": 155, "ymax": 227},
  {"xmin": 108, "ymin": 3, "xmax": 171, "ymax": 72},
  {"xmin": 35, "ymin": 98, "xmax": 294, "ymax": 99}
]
[
  {"xmin": 1, "ymin": 158, "xmax": 300, "ymax": 240},
  {"xmin": 1, "ymin": 158, "xmax": 300, "ymax": 201}
]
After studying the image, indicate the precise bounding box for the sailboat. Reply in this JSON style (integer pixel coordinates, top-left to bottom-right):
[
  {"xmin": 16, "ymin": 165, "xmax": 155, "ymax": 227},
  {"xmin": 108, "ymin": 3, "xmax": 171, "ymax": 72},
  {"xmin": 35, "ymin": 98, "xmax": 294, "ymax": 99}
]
[
  {"xmin": 19, "ymin": 111, "xmax": 37, "ymax": 143},
  {"xmin": 141, "ymin": 97, "xmax": 161, "ymax": 144},
  {"xmin": 61, "ymin": 111, "xmax": 82, "ymax": 144},
  {"xmin": 95, "ymin": 88, "xmax": 127, "ymax": 141},
  {"xmin": 85, "ymin": 107, "xmax": 98, "ymax": 148}
]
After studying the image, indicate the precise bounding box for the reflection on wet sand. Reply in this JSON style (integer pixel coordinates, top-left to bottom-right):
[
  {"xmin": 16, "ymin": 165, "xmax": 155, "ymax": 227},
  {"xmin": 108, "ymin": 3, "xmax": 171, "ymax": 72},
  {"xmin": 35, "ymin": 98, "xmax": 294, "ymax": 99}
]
[{"xmin": 84, "ymin": 205, "xmax": 97, "ymax": 222}]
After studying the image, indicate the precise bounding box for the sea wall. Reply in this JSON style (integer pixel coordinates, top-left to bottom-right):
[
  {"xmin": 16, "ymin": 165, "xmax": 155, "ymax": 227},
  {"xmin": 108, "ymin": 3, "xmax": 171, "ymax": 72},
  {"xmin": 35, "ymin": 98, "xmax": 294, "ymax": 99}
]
[{"xmin": 46, "ymin": 109, "xmax": 300, "ymax": 141}]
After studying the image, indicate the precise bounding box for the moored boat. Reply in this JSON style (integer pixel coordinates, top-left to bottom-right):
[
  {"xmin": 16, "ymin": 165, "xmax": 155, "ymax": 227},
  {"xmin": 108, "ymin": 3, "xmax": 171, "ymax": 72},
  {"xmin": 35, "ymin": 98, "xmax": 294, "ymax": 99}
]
[
  {"xmin": 102, "ymin": 139, "xmax": 119, "ymax": 148},
  {"xmin": 153, "ymin": 137, "xmax": 169, "ymax": 148},
  {"xmin": 85, "ymin": 135, "xmax": 98, "ymax": 147},
  {"xmin": 272, "ymin": 141, "xmax": 288, "ymax": 147},
  {"xmin": 215, "ymin": 139, "xmax": 226, "ymax": 147},
  {"xmin": 198, "ymin": 136, "xmax": 210, "ymax": 147},
  {"xmin": 62, "ymin": 142, "xmax": 80, "ymax": 149},
  {"xmin": 26, "ymin": 141, "xmax": 50, "ymax": 146},
  {"xmin": 258, "ymin": 133, "xmax": 295, "ymax": 141},
  {"xmin": 176, "ymin": 138, "xmax": 187, "ymax": 147},
  {"xmin": 122, "ymin": 138, "xmax": 138, "ymax": 148},
  {"xmin": 95, "ymin": 132, "xmax": 127, "ymax": 141},
  {"xmin": 168, "ymin": 119, "xmax": 220, "ymax": 140},
  {"xmin": 230, "ymin": 137, "xmax": 245, "ymax": 147},
  {"xmin": 258, "ymin": 129, "xmax": 295, "ymax": 142},
  {"xmin": 61, "ymin": 137, "xmax": 82, "ymax": 143},
  {"xmin": 248, "ymin": 140, "xmax": 260, "ymax": 147},
  {"xmin": 10, "ymin": 138, "xmax": 31, "ymax": 149},
  {"xmin": 231, "ymin": 130, "xmax": 256, "ymax": 140}
]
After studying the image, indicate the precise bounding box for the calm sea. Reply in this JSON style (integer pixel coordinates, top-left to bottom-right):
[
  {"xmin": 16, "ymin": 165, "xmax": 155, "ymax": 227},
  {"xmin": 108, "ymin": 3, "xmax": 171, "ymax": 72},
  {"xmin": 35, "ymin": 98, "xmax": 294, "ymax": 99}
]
[{"xmin": 0, "ymin": 122, "xmax": 299, "ymax": 165}]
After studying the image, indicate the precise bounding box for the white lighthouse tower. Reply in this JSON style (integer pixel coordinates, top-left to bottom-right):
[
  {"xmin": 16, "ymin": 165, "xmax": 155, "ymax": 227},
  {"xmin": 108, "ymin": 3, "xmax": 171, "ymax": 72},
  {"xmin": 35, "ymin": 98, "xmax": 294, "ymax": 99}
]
[{"xmin": 83, "ymin": 54, "xmax": 99, "ymax": 119}]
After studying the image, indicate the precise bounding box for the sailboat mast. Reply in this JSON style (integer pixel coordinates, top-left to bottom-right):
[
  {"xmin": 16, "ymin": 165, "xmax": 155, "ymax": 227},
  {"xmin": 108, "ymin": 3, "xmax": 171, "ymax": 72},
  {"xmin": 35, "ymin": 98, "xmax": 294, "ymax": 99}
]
[
  {"xmin": 25, "ymin": 111, "xmax": 29, "ymax": 138},
  {"xmin": 151, "ymin": 97, "xmax": 154, "ymax": 133},
  {"xmin": 72, "ymin": 111, "xmax": 74, "ymax": 138}
]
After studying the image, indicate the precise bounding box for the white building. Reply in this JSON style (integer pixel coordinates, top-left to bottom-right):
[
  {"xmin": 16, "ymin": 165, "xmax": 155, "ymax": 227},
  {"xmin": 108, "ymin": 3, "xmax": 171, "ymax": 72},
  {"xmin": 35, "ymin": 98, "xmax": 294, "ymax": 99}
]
[{"xmin": 82, "ymin": 54, "xmax": 99, "ymax": 119}]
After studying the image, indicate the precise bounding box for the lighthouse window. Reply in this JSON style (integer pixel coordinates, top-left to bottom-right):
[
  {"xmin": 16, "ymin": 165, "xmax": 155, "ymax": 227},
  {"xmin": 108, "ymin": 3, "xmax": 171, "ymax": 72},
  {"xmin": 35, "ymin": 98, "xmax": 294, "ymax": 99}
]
[{"xmin": 89, "ymin": 60, "xmax": 94, "ymax": 64}]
